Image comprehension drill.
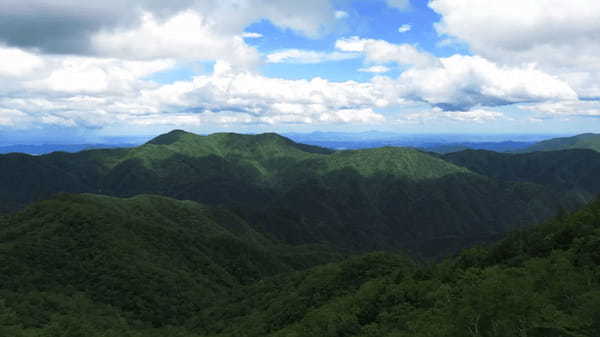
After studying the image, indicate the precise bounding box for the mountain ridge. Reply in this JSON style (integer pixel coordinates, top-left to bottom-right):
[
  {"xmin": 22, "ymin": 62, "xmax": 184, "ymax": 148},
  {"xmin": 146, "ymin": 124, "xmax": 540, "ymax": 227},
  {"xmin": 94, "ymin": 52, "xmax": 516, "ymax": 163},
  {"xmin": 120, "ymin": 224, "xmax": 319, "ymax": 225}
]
[
  {"xmin": 521, "ymin": 132, "xmax": 600, "ymax": 153},
  {"xmin": 0, "ymin": 130, "xmax": 590, "ymax": 258}
]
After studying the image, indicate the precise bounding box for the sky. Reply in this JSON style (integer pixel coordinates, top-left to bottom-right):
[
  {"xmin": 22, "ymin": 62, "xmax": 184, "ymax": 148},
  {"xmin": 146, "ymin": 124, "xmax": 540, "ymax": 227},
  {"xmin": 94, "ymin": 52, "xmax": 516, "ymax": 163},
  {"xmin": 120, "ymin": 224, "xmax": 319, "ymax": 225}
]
[{"xmin": 0, "ymin": 0, "xmax": 599, "ymax": 144}]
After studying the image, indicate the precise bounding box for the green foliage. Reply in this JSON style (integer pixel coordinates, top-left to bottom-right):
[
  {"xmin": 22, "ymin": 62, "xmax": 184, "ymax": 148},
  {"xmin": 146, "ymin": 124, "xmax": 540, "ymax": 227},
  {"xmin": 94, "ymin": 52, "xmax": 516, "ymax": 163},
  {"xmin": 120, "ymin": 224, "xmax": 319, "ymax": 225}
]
[
  {"xmin": 2, "ymin": 192, "xmax": 600, "ymax": 336},
  {"xmin": 522, "ymin": 133, "xmax": 600, "ymax": 153},
  {"xmin": 193, "ymin": 199, "xmax": 600, "ymax": 337},
  {"xmin": 0, "ymin": 194, "xmax": 340, "ymax": 333},
  {"xmin": 444, "ymin": 149, "xmax": 600, "ymax": 201}
]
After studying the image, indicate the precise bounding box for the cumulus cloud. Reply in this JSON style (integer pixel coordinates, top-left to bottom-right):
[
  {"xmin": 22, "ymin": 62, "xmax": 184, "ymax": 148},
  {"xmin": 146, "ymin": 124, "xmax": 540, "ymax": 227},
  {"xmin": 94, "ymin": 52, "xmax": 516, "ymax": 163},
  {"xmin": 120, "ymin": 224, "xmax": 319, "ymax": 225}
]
[
  {"xmin": 398, "ymin": 24, "xmax": 411, "ymax": 33},
  {"xmin": 336, "ymin": 36, "xmax": 438, "ymax": 68},
  {"xmin": 521, "ymin": 100, "xmax": 600, "ymax": 119},
  {"xmin": 0, "ymin": 50, "xmax": 392, "ymax": 130},
  {"xmin": 25, "ymin": 57, "xmax": 174, "ymax": 95},
  {"xmin": 92, "ymin": 11, "xmax": 261, "ymax": 67},
  {"xmin": 0, "ymin": 108, "xmax": 30, "ymax": 127},
  {"xmin": 0, "ymin": 46, "xmax": 45, "ymax": 77},
  {"xmin": 335, "ymin": 37, "xmax": 576, "ymax": 111},
  {"xmin": 142, "ymin": 61, "xmax": 389, "ymax": 124},
  {"xmin": 358, "ymin": 66, "xmax": 391, "ymax": 73},
  {"xmin": 401, "ymin": 107, "xmax": 505, "ymax": 123},
  {"xmin": 429, "ymin": 0, "xmax": 600, "ymax": 98},
  {"xmin": 0, "ymin": 0, "xmax": 337, "ymax": 57},
  {"xmin": 242, "ymin": 32, "xmax": 263, "ymax": 39},
  {"xmin": 396, "ymin": 55, "xmax": 577, "ymax": 111},
  {"xmin": 266, "ymin": 49, "xmax": 358, "ymax": 64}
]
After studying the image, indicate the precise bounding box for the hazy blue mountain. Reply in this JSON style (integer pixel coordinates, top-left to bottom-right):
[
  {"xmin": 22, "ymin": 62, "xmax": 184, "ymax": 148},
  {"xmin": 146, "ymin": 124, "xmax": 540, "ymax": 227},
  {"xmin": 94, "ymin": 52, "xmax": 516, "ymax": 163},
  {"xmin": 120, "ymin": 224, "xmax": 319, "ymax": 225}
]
[
  {"xmin": 0, "ymin": 143, "xmax": 138, "ymax": 155},
  {"xmin": 285, "ymin": 131, "xmax": 555, "ymax": 151},
  {"xmin": 521, "ymin": 133, "xmax": 600, "ymax": 153}
]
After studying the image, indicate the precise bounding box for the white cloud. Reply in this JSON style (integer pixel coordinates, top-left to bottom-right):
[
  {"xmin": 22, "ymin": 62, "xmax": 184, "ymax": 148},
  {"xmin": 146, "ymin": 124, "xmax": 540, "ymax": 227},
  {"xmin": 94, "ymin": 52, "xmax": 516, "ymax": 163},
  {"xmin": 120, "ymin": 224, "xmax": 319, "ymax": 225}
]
[
  {"xmin": 0, "ymin": 108, "xmax": 29, "ymax": 127},
  {"xmin": 0, "ymin": 46, "xmax": 45, "ymax": 77},
  {"xmin": 429, "ymin": 0, "xmax": 600, "ymax": 99},
  {"xmin": 26, "ymin": 57, "xmax": 174, "ymax": 95},
  {"xmin": 93, "ymin": 11, "xmax": 261, "ymax": 68},
  {"xmin": 401, "ymin": 107, "xmax": 505, "ymax": 123},
  {"xmin": 0, "ymin": 0, "xmax": 338, "ymax": 54},
  {"xmin": 242, "ymin": 32, "xmax": 263, "ymax": 38},
  {"xmin": 266, "ymin": 49, "xmax": 358, "ymax": 64},
  {"xmin": 0, "ymin": 49, "xmax": 392, "ymax": 130},
  {"xmin": 335, "ymin": 10, "xmax": 349, "ymax": 19},
  {"xmin": 335, "ymin": 37, "xmax": 576, "ymax": 111},
  {"xmin": 336, "ymin": 36, "xmax": 439, "ymax": 68},
  {"xmin": 398, "ymin": 24, "xmax": 411, "ymax": 33},
  {"xmin": 521, "ymin": 100, "xmax": 600, "ymax": 119},
  {"xmin": 140, "ymin": 61, "xmax": 389, "ymax": 124},
  {"xmin": 358, "ymin": 66, "xmax": 391, "ymax": 73},
  {"xmin": 386, "ymin": 0, "xmax": 410, "ymax": 10},
  {"xmin": 396, "ymin": 55, "xmax": 577, "ymax": 111}
]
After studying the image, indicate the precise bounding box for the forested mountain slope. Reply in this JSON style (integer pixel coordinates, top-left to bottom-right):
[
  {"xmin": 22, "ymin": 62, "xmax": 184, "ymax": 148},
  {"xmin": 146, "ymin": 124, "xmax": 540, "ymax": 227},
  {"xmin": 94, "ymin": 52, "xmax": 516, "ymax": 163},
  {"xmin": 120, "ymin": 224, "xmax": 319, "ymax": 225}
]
[
  {"xmin": 521, "ymin": 133, "xmax": 600, "ymax": 153},
  {"xmin": 0, "ymin": 193, "xmax": 340, "ymax": 331},
  {"xmin": 444, "ymin": 149, "xmax": 600, "ymax": 201},
  {"xmin": 2, "ymin": 193, "xmax": 600, "ymax": 336},
  {"xmin": 195, "ymin": 198, "xmax": 600, "ymax": 337},
  {"xmin": 0, "ymin": 130, "xmax": 584, "ymax": 257}
]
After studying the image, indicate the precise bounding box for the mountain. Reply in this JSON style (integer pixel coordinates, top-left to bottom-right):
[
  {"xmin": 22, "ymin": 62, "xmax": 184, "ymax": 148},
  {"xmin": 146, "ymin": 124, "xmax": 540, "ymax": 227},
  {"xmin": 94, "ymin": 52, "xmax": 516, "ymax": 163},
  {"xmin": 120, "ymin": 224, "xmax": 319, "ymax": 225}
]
[
  {"xmin": 3, "ymin": 194, "xmax": 600, "ymax": 336},
  {"xmin": 0, "ymin": 130, "xmax": 585, "ymax": 258},
  {"xmin": 443, "ymin": 149, "xmax": 600, "ymax": 201},
  {"xmin": 0, "ymin": 130, "xmax": 332, "ymax": 212},
  {"xmin": 522, "ymin": 133, "xmax": 600, "ymax": 153},
  {"xmin": 422, "ymin": 141, "xmax": 534, "ymax": 154},
  {"xmin": 0, "ymin": 143, "xmax": 137, "ymax": 155},
  {"xmin": 0, "ymin": 193, "xmax": 340, "ymax": 330},
  {"xmin": 193, "ymin": 198, "xmax": 600, "ymax": 337},
  {"xmin": 285, "ymin": 131, "xmax": 554, "ymax": 150}
]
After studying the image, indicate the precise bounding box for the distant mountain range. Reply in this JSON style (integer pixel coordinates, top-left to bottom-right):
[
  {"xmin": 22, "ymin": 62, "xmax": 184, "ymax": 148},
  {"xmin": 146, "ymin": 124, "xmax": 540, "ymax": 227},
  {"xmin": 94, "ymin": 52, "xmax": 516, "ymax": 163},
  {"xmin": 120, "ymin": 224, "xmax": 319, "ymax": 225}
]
[
  {"xmin": 0, "ymin": 143, "xmax": 137, "ymax": 155},
  {"xmin": 519, "ymin": 133, "xmax": 600, "ymax": 153},
  {"xmin": 284, "ymin": 131, "xmax": 554, "ymax": 152},
  {"xmin": 3, "ymin": 131, "xmax": 582, "ymax": 155}
]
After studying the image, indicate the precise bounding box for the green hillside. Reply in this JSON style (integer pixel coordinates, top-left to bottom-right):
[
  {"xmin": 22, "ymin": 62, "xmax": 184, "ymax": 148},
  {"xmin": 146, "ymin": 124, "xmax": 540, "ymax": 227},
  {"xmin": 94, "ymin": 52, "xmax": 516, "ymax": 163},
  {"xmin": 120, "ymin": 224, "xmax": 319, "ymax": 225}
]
[
  {"xmin": 317, "ymin": 147, "xmax": 470, "ymax": 179},
  {"xmin": 2, "ymin": 195, "xmax": 600, "ymax": 336},
  {"xmin": 0, "ymin": 130, "xmax": 586, "ymax": 257},
  {"xmin": 444, "ymin": 149, "xmax": 600, "ymax": 201},
  {"xmin": 522, "ymin": 133, "xmax": 600, "ymax": 153},
  {"xmin": 0, "ymin": 194, "xmax": 340, "ymax": 331},
  {"xmin": 195, "ymin": 198, "xmax": 600, "ymax": 337},
  {"xmin": 0, "ymin": 131, "xmax": 332, "ymax": 212}
]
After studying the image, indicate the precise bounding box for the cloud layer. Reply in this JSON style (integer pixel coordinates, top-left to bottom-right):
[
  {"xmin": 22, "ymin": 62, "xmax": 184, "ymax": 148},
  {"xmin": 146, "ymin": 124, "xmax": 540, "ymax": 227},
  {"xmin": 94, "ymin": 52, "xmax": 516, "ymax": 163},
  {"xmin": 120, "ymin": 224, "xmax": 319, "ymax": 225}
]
[
  {"xmin": 430, "ymin": 0, "xmax": 600, "ymax": 98},
  {"xmin": 0, "ymin": 0, "xmax": 597, "ymax": 134}
]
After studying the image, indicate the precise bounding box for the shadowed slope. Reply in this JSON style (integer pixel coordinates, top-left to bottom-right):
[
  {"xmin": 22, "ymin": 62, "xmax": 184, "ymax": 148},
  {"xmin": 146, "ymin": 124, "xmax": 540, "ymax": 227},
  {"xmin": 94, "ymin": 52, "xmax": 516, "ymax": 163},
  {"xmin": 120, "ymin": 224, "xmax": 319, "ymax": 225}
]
[
  {"xmin": 194, "ymin": 199, "xmax": 600, "ymax": 337},
  {"xmin": 444, "ymin": 149, "xmax": 600, "ymax": 201},
  {"xmin": 0, "ymin": 193, "xmax": 339, "ymax": 326}
]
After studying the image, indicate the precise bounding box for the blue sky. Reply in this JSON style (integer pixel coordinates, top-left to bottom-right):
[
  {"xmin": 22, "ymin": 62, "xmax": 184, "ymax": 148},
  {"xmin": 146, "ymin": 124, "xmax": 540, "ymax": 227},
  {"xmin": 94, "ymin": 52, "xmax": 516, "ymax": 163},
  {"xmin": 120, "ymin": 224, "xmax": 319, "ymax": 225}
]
[{"xmin": 0, "ymin": 0, "xmax": 599, "ymax": 143}]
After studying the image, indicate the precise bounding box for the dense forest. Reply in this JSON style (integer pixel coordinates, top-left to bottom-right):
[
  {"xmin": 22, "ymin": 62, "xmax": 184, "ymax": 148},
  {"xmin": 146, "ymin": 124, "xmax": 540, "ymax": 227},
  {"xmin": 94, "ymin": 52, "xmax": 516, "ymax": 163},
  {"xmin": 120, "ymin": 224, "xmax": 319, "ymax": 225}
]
[
  {"xmin": 1, "ymin": 130, "xmax": 596, "ymax": 256},
  {"xmin": 2, "ymin": 188, "xmax": 600, "ymax": 335},
  {"xmin": 1, "ymin": 130, "xmax": 600, "ymax": 336}
]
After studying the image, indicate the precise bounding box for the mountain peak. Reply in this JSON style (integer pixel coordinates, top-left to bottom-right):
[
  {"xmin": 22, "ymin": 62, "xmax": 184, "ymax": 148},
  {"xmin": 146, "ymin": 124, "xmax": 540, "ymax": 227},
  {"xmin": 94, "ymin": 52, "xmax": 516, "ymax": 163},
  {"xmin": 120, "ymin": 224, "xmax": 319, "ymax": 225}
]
[
  {"xmin": 146, "ymin": 129, "xmax": 197, "ymax": 145},
  {"xmin": 522, "ymin": 132, "xmax": 600, "ymax": 153}
]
